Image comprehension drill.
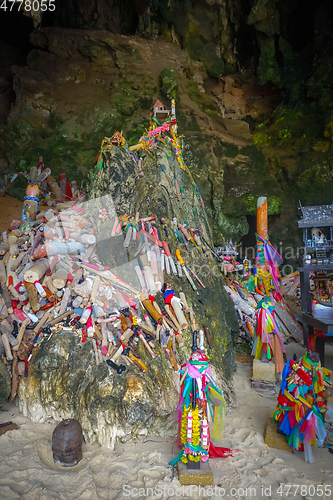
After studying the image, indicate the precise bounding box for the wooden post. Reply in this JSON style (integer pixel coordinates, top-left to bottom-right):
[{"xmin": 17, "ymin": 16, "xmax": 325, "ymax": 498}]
[
  {"xmin": 257, "ymin": 197, "xmax": 268, "ymax": 240},
  {"xmin": 257, "ymin": 196, "xmax": 268, "ymax": 268},
  {"xmin": 0, "ymin": 260, "xmax": 7, "ymax": 283},
  {"xmin": 171, "ymin": 297, "xmax": 187, "ymax": 329},
  {"xmin": 0, "ymin": 283, "xmax": 13, "ymax": 313},
  {"xmin": 45, "ymin": 276, "xmax": 58, "ymax": 295},
  {"xmin": 9, "ymin": 351, "xmax": 19, "ymax": 402},
  {"xmin": 165, "ymin": 304, "xmax": 181, "ymax": 331},
  {"xmin": 47, "ymin": 309, "xmax": 74, "ymax": 326},
  {"xmin": 141, "ymin": 298, "xmax": 162, "ymax": 323},
  {"xmin": 90, "ymin": 276, "xmax": 101, "ymax": 303},
  {"xmin": 316, "ymin": 336, "xmax": 325, "ymax": 366},
  {"xmin": 190, "ymin": 309, "xmax": 198, "ymax": 332},
  {"xmin": 47, "ymin": 175, "xmax": 64, "ymax": 201},
  {"xmin": 300, "ymin": 269, "xmax": 312, "ymax": 348},
  {"xmin": 8, "ymin": 234, "xmax": 19, "ymax": 256},
  {"xmin": 179, "ymin": 292, "xmax": 190, "ymax": 312},
  {"xmin": 203, "ymin": 324, "xmax": 214, "ymax": 349},
  {"xmin": 23, "ymin": 258, "xmax": 50, "ymax": 283},
  {"xmin": 59, "ymin": 287, "xmax": 71, "ymax": 314}
]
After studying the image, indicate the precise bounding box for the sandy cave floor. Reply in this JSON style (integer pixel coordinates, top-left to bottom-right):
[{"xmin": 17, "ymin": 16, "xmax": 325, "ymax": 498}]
[
  {"xmin": 0, "ymin": 195, "xmax": 23, "ymax": 230},
  {"xmin": 0, "ymin": 355, "xmax": 332, "ymax": 500},
  {"xmin": 0, "ymin": 195, "xmax": 333, "ymax": 499}
]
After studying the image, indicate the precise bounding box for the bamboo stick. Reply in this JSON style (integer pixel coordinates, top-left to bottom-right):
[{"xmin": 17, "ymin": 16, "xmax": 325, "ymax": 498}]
[
  {"xmin": 140, "ymin": 296, "xmax": 162, "ymax": 322},
  {"xmin": 33, "ymin": 310, "xmax": 52, "ymax": 333},
  {"xmin": 77, "ymin": 263, "xmax": 139, "ymax": 295},
  {"xmin": 47, "ymin": 309, "xmax": 74, "ymax": 326},
  {"xmin": 2, "ymin": 333, "xmax": 13, "ymax": 360},
  {"xmin": 90, "ymin": 276, "xmax": 101, "ymax": 303}
]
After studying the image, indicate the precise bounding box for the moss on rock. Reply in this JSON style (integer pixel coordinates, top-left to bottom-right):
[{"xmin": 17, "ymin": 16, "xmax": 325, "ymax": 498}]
[
  {"xmin": 258, "ymin": 36, "xmax": 281, "ymax": 86},
  {"xmin": 160, "ymin": 68, "xmax": 178, "ymax": 101}
]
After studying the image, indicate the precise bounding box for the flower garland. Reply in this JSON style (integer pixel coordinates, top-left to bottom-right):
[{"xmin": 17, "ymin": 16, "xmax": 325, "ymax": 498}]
[{"xmin": 180, "ymin": 405, "xmax": 189, "ymax": 446}]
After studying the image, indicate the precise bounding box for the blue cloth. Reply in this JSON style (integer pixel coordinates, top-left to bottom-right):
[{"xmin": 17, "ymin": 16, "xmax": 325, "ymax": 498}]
[
  {"xmin": 24, "ymin": 196, "xmax": 39, "ymax": 202},
  {"xmin": 279, "ymin": 413, "xmax": 291, "ymax": 435}
]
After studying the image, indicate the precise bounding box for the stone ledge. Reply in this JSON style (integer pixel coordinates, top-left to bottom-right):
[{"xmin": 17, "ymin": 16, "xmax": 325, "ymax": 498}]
[
  {"xmin": 253, "ymin": 359, "xmax": 276, "ymax": 382},
  {"xmin": 177, "ymin": 460, "xmax": 214, "ymax": 486},
  {"xmin": 264, "ymin": 417, "xmax": 292, "ymax": 453}
]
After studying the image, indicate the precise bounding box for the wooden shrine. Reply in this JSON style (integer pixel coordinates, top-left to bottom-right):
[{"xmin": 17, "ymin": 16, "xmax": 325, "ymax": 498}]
[{"xmin": 297, "ymin": 203, "xmax": 333, "ymax": 364}]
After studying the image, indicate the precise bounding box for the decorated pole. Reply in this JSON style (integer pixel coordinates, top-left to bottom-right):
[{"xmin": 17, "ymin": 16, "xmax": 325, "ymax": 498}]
[
  {"xmin": 256, "ymin": 196, "xmax": 268, "ymax": 268},
  {"xmin": 257, "ymin": 196, "xmax": 268, "ymax": 240}
]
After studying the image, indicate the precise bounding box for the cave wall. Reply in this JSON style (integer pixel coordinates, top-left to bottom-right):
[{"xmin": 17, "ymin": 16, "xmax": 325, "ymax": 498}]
[{"xmin": 1, "ymin": 0, "xmax": 333, "ymax": 267}]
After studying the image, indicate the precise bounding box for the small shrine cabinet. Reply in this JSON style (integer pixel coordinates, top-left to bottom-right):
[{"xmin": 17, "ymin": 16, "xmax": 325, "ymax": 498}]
[
  {"xmin": 152, "ymin": 100, "xmax": 170, "ymax": 121},
  {"xmin": 297, "ymin": 203, "xmax": 333, "ymax": 364}
]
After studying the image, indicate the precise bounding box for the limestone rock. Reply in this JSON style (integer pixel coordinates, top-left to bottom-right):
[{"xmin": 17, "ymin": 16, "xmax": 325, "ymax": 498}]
[
  {"xmin": 221, "ymin": 119, "xmax": 251, "ymax": 140},
  {"xmin": 19, "ymin": 145, "xmax": 238, "ymax": 448},
  {"xmin": 160, "ymin": 68, "xmax": 178, "ymax": 100},
  {"xmin": 258, "ymin": 36, "xmax": 281, "ymax": 86},
  {"xmin": 0, "ymin": 359, "xmax": 10, "ymax": 407},
  {"xmin": 19, "ymin": 331, "xmax": 179, "ymax": 449},
  {"xmin": 247, "ymin": 0, "xmax": 280, "ymax": 37}
]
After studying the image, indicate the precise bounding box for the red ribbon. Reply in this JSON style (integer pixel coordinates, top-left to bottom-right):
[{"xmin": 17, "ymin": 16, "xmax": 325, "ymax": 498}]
[{"xmin": 164, "ymin": 293, "xmax": 174, "ymax": 305}]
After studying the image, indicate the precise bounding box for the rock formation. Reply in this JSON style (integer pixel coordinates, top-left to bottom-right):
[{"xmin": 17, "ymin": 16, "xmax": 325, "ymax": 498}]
[{"xmin": 18, "ymin": 145, "xmax": 238, "ymax": 448}]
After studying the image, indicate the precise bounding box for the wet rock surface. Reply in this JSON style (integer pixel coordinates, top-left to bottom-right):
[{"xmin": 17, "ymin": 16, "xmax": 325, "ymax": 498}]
[
  {"xmin": 0, "ymin": 359, "xmax": 10, "ymax": 407},
  {"xmin": 0, "ymin": 26, "xmax": 282, "ymax": 244}
]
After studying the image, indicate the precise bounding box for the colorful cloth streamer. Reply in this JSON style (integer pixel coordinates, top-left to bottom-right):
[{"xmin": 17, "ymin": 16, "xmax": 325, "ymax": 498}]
[
  {"xmin": 272, "ymin": 352, "xmax": 331, "ymax": 461},
  {"xmin": 251, "ymin": 296, "xmax": 286, "ymax": 373},
  {"xmin": 255, "ymin": 234, "xmax": 282, "ymax": 292},
  {"xmin": 170, "ymin": 349, "xmax": 233, "ymax": 466}
]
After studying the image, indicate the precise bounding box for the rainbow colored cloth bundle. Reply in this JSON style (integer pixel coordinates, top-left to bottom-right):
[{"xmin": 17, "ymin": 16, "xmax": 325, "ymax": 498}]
[
  {"xmin": 272, "ymin": 351, "xmax": 332, "ymax": 463},
  {"xmin": 251, "ymin": 296, "xmax": 286, "ymax": 373},
  {"xmin": 169, "ymin": 350, "xmax": 233, "ymax": 466}
]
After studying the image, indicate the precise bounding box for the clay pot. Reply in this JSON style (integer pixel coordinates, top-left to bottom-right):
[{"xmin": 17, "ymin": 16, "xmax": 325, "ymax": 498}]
[{"xmin": 52, "ymin": 419, "xmax": 83, "ymax": 467}]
